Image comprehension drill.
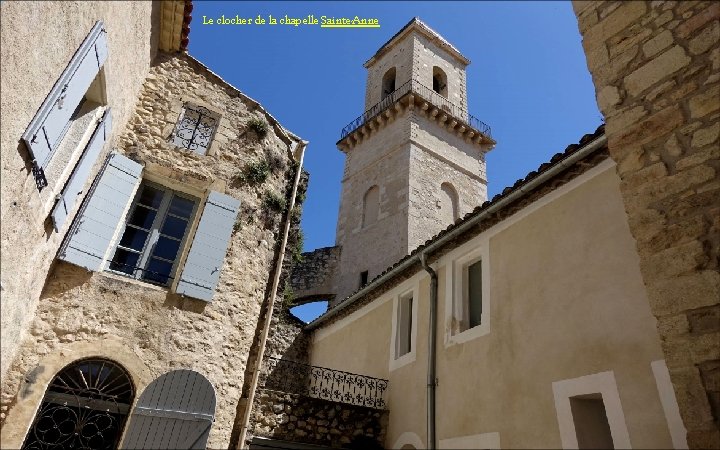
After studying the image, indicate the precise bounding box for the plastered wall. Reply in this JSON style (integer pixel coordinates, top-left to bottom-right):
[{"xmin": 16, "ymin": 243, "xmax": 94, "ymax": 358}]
[
  {"xmin": 311, "ymin": 164, "xmax": 675, "ymax": 449},
  {"xmin": 0, "ymin": 0, "xmax": 159, "ymax": 384}
]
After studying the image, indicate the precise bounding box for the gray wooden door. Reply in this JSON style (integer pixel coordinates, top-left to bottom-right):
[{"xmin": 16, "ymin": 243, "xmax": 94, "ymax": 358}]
[{"xmin": 121, "ymin": 369, "xmax": 216, "ymax": 449}]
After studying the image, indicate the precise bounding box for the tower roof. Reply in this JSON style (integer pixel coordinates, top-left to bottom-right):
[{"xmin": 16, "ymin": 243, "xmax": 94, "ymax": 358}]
[{"xmin": 364, "ymin": 17, "xmax": 471, "ymax": 68}]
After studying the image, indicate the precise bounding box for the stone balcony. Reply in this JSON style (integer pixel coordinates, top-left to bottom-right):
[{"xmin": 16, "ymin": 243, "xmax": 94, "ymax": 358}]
[
  {"xmin": 337, "ymin": 79, "xmax": 495, "ymax": 152},
  {"xmin": 248, "ymin": 357, "xmax": 389, "ymax": 449}
]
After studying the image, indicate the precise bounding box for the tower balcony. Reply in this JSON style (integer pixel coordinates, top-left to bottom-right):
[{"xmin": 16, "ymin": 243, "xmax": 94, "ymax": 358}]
[{"xmin": 338, "ymin": 79, "xmax": 495, "ymax": 151}]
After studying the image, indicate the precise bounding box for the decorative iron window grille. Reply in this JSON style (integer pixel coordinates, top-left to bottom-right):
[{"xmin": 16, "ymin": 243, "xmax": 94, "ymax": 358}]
[
  {"xmin": 22, "ymin": 358, "xmax": 135, "ymax": 450},
  {"xmin": 261, "ymin": 357, "xmax": 389, "ymax": 410},
  {"xmin": 171, "ymin": 104, "xmax": 219, "ymax": 155}
]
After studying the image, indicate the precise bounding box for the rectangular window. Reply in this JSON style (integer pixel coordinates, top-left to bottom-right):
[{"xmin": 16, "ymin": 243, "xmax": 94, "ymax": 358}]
[
  {"xmin": 466, "ymin": 259, "xmax": 482, "ymax": 329},
  {"xmin": 360, "ymin": 270, "xmax": 369, "ymax": 288},
  {"xmin": 570, "ymin": 394, "xmax": 614, "ymax": 449},
  {"xmin": 108, "ymin": 182, "xmax": 197, "ymax": 286},
  {"xmin": 396, "ymin": 293, "xmax": 413, "ymax": 357},
  {"xmin": 170, "ymin": 104, "xmax": 219, "ymax": 155}
]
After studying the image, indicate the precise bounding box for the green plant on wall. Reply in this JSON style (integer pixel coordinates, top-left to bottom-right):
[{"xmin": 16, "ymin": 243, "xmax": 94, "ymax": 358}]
[
  {"xmin": 238, "ymin": 160, "xmax": 270, "ymax": 185},
  {"xmin": 248, "ymin": 117, "xmax": 268, "ymax": 138},
  {"xmin": 292, "ymin": 228, "xmax": 304, "ymax": 264},
  {"xmin": 263, "ymin": 190, "xmax": 286, "ymax": 213}
]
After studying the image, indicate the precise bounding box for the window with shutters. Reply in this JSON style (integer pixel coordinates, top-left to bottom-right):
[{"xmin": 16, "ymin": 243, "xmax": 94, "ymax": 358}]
[
  {"xmin": 108, "ymin": 182, "xmax": 199, "ymax": 286},
  {"xmin": 170, "ymin": 104, "xmax": 220, "ymax": 155},
  {"xmin": 59, "ymin": 151, "xmax": 241, "ymax": 302},
  {"xmin": 22, "ymin": 21, "xmax": 109, "ymax": 193}
]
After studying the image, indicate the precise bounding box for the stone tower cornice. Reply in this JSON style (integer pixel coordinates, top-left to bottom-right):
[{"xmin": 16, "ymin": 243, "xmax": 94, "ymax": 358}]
[{"xmin": 337, "ymin": 79, "xmax": 495, "ymax": 153}]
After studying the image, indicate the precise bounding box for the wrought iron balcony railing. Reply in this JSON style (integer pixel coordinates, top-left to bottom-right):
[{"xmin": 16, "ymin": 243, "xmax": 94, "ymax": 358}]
[
  {"xmin": 261, "ymin": 356, "xmax": 389, "ymax": 410},
  {"xmin": 340, "ymin": 79, "xmax": 492, "ymax": 140}
]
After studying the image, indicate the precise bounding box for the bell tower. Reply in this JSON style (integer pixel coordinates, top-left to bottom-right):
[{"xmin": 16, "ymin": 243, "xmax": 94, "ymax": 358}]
[{"xmin": 332, "ymin": 18, "xmax": 495, "ymax": 305}]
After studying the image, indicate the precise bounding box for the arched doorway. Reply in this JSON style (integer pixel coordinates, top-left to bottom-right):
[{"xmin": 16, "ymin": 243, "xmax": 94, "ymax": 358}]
[{"xmin": 22, "ymin": 358, "xmax": 135, "ymax": 449}]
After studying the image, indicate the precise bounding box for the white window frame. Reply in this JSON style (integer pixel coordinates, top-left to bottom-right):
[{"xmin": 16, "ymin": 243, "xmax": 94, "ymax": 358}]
[
  {"xmin": 552, "ymin": 370, "xmax": 632, "ymax": 449},
  {"xmin": 106, "ymin": 181, "xmax": 198, "ymax": 287},
  {"xmin": 444, "ymin": 239, "xmax": 490, "ymax": 347},
  {"xmin": 389, "ymin": 280, "xmax": 419, "ymax": 371}
]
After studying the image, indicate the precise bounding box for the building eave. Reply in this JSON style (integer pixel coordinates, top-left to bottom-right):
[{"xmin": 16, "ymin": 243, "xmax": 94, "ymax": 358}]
[{"xmin": 159, "ymin": 0, "xmax": 192, "ymax": 52}]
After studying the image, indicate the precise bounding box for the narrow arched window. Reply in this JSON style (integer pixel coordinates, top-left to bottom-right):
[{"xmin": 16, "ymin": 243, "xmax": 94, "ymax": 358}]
[
  {"xmin": 22, "ymin": 358, "xmax": 135, "ymax": 450},
  {"xmin": 440, "ymin": 182, "xmax": 459, "ymax": 225},
  {"xmin": 382, "ymin": 68, "xmax": 396, "ymax": 100},
  {"xmin": 432, "ymin": 66, "xmax": 448, "ymax": 98},
  {"xmin": 362, "ymin": 185, "xmax": 380, "ymax": 228}
]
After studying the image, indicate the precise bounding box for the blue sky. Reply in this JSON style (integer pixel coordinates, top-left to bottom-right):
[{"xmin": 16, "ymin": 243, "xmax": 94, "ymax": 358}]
[{"xmin": 188, "ymin": 1, "xmax": 602, "ymax": 322}]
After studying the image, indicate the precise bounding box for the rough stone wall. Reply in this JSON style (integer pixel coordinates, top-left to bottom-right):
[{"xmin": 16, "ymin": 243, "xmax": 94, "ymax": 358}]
[
  {"xmin": 334, "ymin": 115, "xmax": 413, "ymax": 304},
  {"xmin": 365, "ymin": 33, "xmax": 415, "ymax": 109},
  {"xmin": 0, "ymin": 52, "xmax": 298, "ymax": 449},
  {"xmin": 413, "ymin": 33, "xmax": 469, "ymax": 110},
  {"xmin": 250, "ymin": 390, "xmax": 387, "ymax": 449},
  {"xmin": 573, "ymin": 1, "xmax": 719, "ymax": 447},
  {"xmin": 0, "ymin": 0, "xmax": 159, "ymax": 382},
  {"xmin": 290, "ymin": 246, "xmax": 341, "ymax": 303},
  {"xmin": 408, "ymin": 113, "xmax": 488, "ymax": 251}
]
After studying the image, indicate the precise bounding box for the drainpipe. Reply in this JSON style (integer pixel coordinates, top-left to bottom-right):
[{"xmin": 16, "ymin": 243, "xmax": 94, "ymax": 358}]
[
  {"xmin": 421, "ymin": 251, "xmax": 438, "ymax": 450},
  {"xmin": 235, "ymin": 139, "xmax": 308, "ymax": 449}
]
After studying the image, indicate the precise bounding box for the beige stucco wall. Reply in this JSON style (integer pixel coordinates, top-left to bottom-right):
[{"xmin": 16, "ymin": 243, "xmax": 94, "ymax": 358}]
[
  {"xmin": 311, "ymin": 162, "xmax": 674, "ymax": 449},
  {"xmin": 0, "ymin": 51, "xmax": 299, "ymax": 448},
  {"xmin": 0, "ymin": 1, "xmax": 159, "ymax": 382}
]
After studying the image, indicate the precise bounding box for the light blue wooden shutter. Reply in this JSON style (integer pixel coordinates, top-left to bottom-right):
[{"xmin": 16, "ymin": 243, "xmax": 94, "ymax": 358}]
[
  {"xmin": 21, "ymin": 21, "xmax": 108, "ymax": 170},
  {"xmin": 121, "ymin": 370, "xmax": 216, "ymax": 450},
  {"xmin": 58, "ymin": 152, "xmax": 142, "ymax": 271},
  {"xmin": 176, "ymin": 191, "xmax": 240, "ymax": 301},
  {"xmin": 51, "ymin": 108, "xmax": 112, "ymax": 232}
]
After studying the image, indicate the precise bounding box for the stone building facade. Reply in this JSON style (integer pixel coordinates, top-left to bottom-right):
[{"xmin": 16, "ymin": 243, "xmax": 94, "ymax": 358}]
[
  {"xmin": 573, "ymin": 1, "xmax": 719, "ymax": 448},
  {"xmin": 1, "ymin": 2, "xmax": 308, "ymax": 448}
]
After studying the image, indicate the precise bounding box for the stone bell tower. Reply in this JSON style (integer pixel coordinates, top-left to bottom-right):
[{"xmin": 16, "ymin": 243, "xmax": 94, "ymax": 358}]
[{"xmin": 330, "ymin": 18, "xmax": 495, "ymax": 305}]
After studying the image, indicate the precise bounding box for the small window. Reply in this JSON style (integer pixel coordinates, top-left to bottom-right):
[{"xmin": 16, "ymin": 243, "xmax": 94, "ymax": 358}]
[
  {"xmin": 360, "ymin": 270, "xmax": 369, "ymax": 288},
  {"xmin": 465, "ymin": 259, "xmax": 483, "ymax": 330},
  {"xmin": 382, "ymin": 67, "xmax": 396, "ymax": 100},
  {"xmin": 396, "ymin": 293, "xmax": 413, "ymax": 358},
  {"xmin": 432, "ymin": 66, "xmax": 448, "ymax": 98},
  {"xmin": 570, "ymin": 394, "xmax": 614, "ymax": 449},
  {"xmin": 448, "ymin": 247, "xmax": 489, "ymax": 344},
  {"xmin": 171, "ymin": 104, "xmax": 219, "ymax": 155},
  {"xmin": 108, "ymin": 182, "xmax": 197, "ymax": 286}
]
